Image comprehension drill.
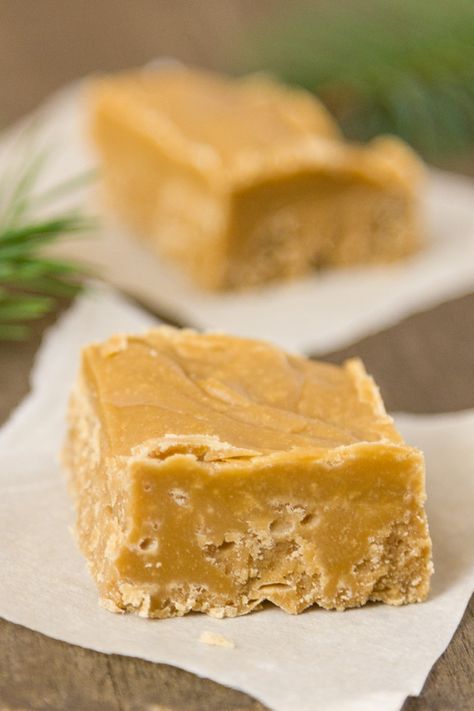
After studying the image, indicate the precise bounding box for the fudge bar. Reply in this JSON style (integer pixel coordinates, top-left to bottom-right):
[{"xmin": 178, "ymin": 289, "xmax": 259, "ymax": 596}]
[
  {"xmin": 64, "ymin": 327, "xmax": 432, "ymax": 618},
  {"xmin": 89, "ymin": 66, "xmax": 424, "ymax": 290}
]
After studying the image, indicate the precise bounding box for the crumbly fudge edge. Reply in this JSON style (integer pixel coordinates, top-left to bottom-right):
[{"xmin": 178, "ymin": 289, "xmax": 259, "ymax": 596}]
[
  {"xmin": 63, "ymin": 342, "xmax": 432, "ymax": 619},
  {"xmin": 112, "ymin": 441, "xmax": 433, "ymax": 618}
]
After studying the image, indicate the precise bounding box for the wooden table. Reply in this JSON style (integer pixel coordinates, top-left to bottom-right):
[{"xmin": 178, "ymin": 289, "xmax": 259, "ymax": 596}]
[
  {"xmin": 0, "ymin": 292, "xmax": 473, "ymax": 711},
  {"xmin": 0, "ymin": 1, "xmax": 473, "ymax": 707}
]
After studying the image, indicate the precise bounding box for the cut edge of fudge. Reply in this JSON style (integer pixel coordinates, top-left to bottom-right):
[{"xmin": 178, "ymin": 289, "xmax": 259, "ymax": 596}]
[{"xmin": 63, "ymin": 328, "xmax": 433, "ymax": 619}]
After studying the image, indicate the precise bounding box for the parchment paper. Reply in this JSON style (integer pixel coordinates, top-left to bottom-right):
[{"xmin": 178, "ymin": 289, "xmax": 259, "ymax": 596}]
[
  {"xmin": 0, "ymin": 287, "xmax": 473, "ymax": 711},
  {"xmin": 1, "ymin": 82, "xmax": 474, "ymax": 353}
]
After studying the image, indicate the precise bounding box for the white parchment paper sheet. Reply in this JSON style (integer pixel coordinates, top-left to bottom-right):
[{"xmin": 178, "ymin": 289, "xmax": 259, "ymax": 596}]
[
  {"xmin": 0, "ymin": 287, "xmax": 473, "ymax": 711},
  {"xmin": 1, "ymin": 83, "xmax": 474, "ymax": 353}
]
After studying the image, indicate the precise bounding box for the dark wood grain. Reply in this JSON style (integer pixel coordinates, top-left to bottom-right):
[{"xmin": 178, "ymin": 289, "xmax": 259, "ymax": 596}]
[
  {"xmin": 0, "ymin": 618, "xmax": 267, "ymax": 711},
  {"xmin": 322, "ymin": 293, "xmax": 474, "ymax": 414},
  {"xmin": 402, "ymin": 598, "xmax": 474, "ymax": 711},
  {"xmin": 0, "ymin": 0, "xmax": 473, "ymax": 708},
  {"xmin": 1, "ymin": 292, "xmax": 473, "ymax": 711}
]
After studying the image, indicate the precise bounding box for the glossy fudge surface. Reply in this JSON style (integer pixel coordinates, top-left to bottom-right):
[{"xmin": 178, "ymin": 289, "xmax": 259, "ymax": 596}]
[
  {"xmin": 65, "ymin": 328, "xmax": 432, "ymax": 618},
  {"xmin": 90, "ymin": 67, "xmax": 424, "ymax": 289}
]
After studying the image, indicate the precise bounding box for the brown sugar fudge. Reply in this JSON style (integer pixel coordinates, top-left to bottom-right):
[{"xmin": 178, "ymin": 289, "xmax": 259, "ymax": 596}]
[
  {"xmin": 89, "ymin": 66, "xmax": 424, "ymax": 290},
  {"xmin": 64, "ymin": 327, "xmax": 432, "ymax": 619}
]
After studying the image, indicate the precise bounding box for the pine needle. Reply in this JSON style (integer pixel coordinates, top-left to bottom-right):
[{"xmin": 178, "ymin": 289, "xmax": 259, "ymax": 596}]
[
  {"xmin": 0, "ymin": 146, "xmax": 94, "ymax": 340},
  {"xmin": 233, "ymin": 0, "xmax": 474, "ymax": 158}
]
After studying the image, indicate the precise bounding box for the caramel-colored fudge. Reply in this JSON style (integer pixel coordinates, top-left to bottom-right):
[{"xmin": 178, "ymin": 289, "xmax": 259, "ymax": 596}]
[
  {"xmin": 89, "ymin": 66, "xmax": 424, "ymax": 290},
  {"xmin": 64, "ymin": 328, "xmax": 432, "ymax": 619}
]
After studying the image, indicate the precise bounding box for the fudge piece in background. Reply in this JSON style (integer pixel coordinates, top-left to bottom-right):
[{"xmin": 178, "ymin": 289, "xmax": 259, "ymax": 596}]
[{"xmin": 89, "ymin": 67, "xmax": 424, "ymax": 290}]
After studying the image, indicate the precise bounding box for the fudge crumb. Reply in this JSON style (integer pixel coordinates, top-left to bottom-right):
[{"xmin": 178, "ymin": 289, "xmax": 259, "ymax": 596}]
[{"xmin": 199, "ymin": 630, "xmax": 235, "ymax": 648}]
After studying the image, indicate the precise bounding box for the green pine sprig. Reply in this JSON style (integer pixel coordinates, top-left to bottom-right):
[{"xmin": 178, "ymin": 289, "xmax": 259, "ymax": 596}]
[
  {"xmin": 0, "ymin": 145, "xmax": 95, "ymax": 340},
  {"xmin": 232, "ymin": 0, "xmax": 474, "ymax": 159}
]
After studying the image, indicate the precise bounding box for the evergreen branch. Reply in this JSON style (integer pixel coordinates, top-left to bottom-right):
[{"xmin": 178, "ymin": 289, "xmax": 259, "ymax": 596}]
[
  {"xmin": 0, "ymin": 146, "xmax": 95, "ymax": 340},
  {"xmin": 233, "ymin": 0, "xmax": 474, "ymax": 158},
  {"xmin": 0, "ymin": 292, "xmax": 53, "ymax": 321},
  {"xmin": 0, "ymin": 323, "xmax": 31, "ymax": 340}
]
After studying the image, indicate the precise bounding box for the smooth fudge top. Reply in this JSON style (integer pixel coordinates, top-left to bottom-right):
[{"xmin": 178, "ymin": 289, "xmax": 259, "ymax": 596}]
[
  {"xmin": 80, "ymin": 327, "xmax": 403, "ymax": 459},
  {"xmin": 90, "ymin": 66, "xmax": 339, "ymax": 166},
  {"xmin": 90, "ymin": 67, "xmax": 423, "ymax": 192}
]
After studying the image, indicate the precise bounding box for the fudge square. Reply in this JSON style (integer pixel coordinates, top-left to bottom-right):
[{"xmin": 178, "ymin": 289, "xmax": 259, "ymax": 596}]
[
  {"xmin": 64, "ymin": 327, "xmax": 432, "ymax": 619},
  {"xmin": 89, "ymin": 66, "xmax": 423, "ymax": 290}
]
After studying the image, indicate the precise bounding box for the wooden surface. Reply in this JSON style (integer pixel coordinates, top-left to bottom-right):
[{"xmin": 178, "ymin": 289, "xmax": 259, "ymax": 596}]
[
  {"xmin": 0, "ymin": 1, "xmax": 473, "ymax": 708},
  {"xmin": 0, "ymin": 0, "xmax": 279, "ymax": 126},
  {"xmin": 1, "ymin": 0, "xmax": 473, "ymax": 177},
  {"xmin": 0, "ymin": 293, "xmax": 473, "ymax": 710}
]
